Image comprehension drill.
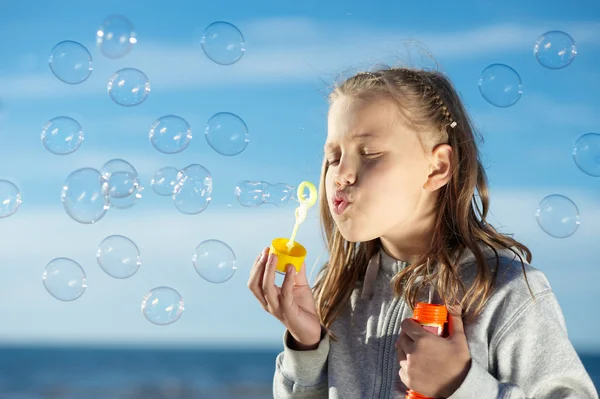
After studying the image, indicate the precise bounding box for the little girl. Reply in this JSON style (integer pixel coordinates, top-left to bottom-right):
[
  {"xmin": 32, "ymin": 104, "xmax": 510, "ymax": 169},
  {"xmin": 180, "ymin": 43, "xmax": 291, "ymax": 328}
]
[{"xmin": 248, "ymin": 67, "xmax": 598, "ymax": 398}]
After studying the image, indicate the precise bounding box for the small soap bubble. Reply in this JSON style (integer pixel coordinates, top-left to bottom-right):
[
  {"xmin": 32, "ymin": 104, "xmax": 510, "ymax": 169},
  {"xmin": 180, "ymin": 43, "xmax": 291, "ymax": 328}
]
[
  {"xmin": 149, "ymin": 115, "xmax": 192, "ymax": 154},
  {"xmin": 41, "ymin": 116, "xmax": 84, "ymax": 155},
  {"xmin": 48, "ymin": 40, "xmax": 93, "ymax": 84},
  {"xmin": 201, "ymin": 21, "xmax": 245, "ymax": 65},
  {"xmin": 110, "ymin": 185, "xmax": 144, "ymax": 210},
  {"xmin": 107, "ymin": 68, "xmax": 150, "ymax": 107},
  {"xmin": 141, "ymin": 286, "xmax": 184, "ymax": 325},
  {"xmin": 97, "ymin": 235, "xmax": 141, "ymax": 279},
  {"xmin": 151, "ymin": 167, "xmax": 180, "ymax": 196},
  {"xmin": 43, "ymin": 257, "xmax": 87, "ymax": 301},
  {"xmin": 61, "ymin": 168, "xmax": 109, "ymax": 224},
  {"xmin": 534, "ymin": 31, "xmax": 577, "ymax": 70},
  {"xmin": 0, "ymin": 179, "xmax": 22, "ymax": 218},
  {"xmin": 205, "ymin": 112, "xmax": 249, "ymax": 156},
  {"xmin": 173, "ymin": 164, "xmax": 212, "ymax": 214},
  {"xmin": 101, "ymin": 159, "xmax": 139, "ymax": 198},
  {"xmin": 478, "ymin": 64, "xmax": 523, "ymax": 108},
  {"xmin": 572, "ymin": 133, "xmax": 600, "ymax": 177},
  {"xmin": 96, "ymin": 15, "xmax": 137, "ymax": 59},
  {"xmin": 264, "ymin": 182, "xmax": 296, "ymax": 206},
  {"xmin": 535, "ymin": 194, "xmax": 580, "ymax": 238},
  {"xmin": 192, "ymin": 239, "xmax": 237, "ymax": 283},
  {"xmin": 234, "ymin": 181, "xmax": 295, "ymax": 207},
  {"xmin": 234, "ymin": 181, "xmax": 265, "ymax": 207}
]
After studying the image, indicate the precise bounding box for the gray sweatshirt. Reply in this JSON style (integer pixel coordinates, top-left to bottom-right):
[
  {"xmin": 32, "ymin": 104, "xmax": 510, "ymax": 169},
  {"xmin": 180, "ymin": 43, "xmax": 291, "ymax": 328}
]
[{"xmin": 273, "ymin": 245, "xmax": 599, "ymax": 398}]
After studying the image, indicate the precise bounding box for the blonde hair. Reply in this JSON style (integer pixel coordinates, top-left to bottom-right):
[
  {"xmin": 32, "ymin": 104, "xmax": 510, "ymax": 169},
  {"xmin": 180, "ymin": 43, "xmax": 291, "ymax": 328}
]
[{"xmin": 313, "ymin": 67, "xmax": 532, "ymax": 337}]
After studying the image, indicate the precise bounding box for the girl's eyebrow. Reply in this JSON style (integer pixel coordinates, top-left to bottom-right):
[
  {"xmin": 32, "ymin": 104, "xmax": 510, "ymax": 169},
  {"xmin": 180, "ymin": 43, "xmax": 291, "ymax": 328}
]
[{"xmin": 324, "ymin": 132, "xmax": 378, "ymax": 151}]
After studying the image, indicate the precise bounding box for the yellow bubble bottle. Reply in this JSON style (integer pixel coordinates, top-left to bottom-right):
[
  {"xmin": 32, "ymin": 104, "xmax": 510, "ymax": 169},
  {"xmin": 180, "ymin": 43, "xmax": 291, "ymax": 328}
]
[{"xmin": 269, "ymin": 181, "xmax": 317, "ymax": 274}]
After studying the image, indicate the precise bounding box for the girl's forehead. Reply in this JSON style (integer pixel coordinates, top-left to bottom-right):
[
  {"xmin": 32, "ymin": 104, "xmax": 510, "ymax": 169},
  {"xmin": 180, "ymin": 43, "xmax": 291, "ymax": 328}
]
[{"xmin": 326, "ymin": 97, "xmax": 412, "ymax": 146}]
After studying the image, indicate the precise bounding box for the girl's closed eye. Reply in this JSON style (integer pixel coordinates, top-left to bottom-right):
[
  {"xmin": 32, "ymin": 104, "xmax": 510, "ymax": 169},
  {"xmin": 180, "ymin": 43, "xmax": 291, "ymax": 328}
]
[
  {"xmin": 361, "ymin": 149, "xmax": 382, "ymax": 158},
  {"xmin": 327, "ymin": 155, "xmax": 340, "ymax": 165}
]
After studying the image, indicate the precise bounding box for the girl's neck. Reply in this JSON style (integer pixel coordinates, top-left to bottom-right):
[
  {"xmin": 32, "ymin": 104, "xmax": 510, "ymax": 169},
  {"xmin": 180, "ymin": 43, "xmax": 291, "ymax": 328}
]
[{"xmin": 379, "ymin": 211, "xmax": 436, "ymax": 264}]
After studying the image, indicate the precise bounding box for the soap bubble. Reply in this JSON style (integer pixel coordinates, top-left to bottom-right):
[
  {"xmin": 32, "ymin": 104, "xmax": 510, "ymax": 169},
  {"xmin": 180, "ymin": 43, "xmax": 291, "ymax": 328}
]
[
  {"xmin": 263, "ymin": 182, "xmax": 296, "ymax": 206},
  {"xmin": 201, "ymin": 21, "xmax": 245, "ymax": 65},
  {"xmin": 534, "ymin": 31, "xmax": 577, "ymax": 70},
  {"xmin": 192, "ymin": 239, "xmax": 237, "ymax": 283},
  {"xmin": 96, "ymin": 15, "xmax": 137, "ymax": 59},
  {"xmin": 101, "ymin": 159, "xmax": 139, "ymax": 198},
  {"xmin": 149, "ymin": 115, "xmax": 192, "ymax": 154},
  {"xmin": 234, "ymin": 181, "xmax": 295, "ymax": 207},
  {"xmin": 141, "ymin": 286, "xmax": 184, "ymax": 325},
  {"xmin": 173, "ymin": 164, "xmax": 212, "ymax": 214},
  {"xmin": 43, "ymin": 257, "xmax": 87, "ymax": 301},
  {"xmin": 234, "ymin": 181, "xmax": 264, "ymax": 207},
  {"xmin": 61, "ymin": 168, "xmax": 110, "ymax": 224},
  {"xmin": 151, "ymin": 167, "xmax": 180, "ymax": 196},
  {"xmin": 535, "ymin": 194, "xmax": 580, "ymax": 238},
  {"xmin": 572, "ymin": 133, "xmax": 600, "ymax": 177},
  {"xmin": 205, "ymin": 112, "xmax": 249, "ymax": 156},
  {"xmin": 41, "ymin": 116, "xmax": 84, "ymax": 155},
  {"xmin": 0, "ymin": 179, "xmax": 22, "ymax": 218},
  {"xmin": 478, "ymin": 64, "xmax": 523, "ymax": 108},
  {"xmin": 48, "ymin": 40, "xmax": 93, "ymax": 84},
  {"xmin": 107, "ymin": 68, "xmax": 150, "ymax": 107},
  {"xmin": 97, "ymin": 235, "xmax": 141, "ymax": 279},
  {"xmin": 110, "ymin": 185, "xmax": 144, "ymax": 210}
]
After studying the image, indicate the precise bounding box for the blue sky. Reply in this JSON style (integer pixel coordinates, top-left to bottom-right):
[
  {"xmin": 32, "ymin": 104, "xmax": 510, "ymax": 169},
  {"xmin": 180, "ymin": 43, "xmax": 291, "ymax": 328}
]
[{"xmin": 0, "ymin": 0, "xmax": 599, "ymax": 352}]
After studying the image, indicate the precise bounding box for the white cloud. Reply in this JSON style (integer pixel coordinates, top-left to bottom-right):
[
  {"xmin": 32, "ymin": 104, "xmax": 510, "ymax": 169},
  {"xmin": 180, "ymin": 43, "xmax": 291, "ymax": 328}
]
[
  {"xmin": 473, "ymin": 92, "xmax": 600, "ymax": 135},
  {"xmin": 1, "ymin": 18, "xmax": 598, "ymax": 100}
]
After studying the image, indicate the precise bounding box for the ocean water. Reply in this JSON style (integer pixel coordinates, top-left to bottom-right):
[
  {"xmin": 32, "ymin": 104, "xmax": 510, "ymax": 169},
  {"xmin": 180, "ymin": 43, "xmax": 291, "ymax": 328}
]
[{"xmin": 0, "ymin": 347, "xmax": 597, "ymax": 398}]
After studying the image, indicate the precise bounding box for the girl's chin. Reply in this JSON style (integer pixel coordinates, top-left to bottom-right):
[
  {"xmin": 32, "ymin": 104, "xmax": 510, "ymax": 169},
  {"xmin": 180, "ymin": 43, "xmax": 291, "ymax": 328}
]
[{"xmin": 336, "ymin": 225, "xmax": 377, "ymax": 244}]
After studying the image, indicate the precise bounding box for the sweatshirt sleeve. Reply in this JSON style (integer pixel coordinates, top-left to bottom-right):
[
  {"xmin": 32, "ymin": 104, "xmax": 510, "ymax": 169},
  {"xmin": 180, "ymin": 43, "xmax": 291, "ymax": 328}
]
[
  {"xmin": 448, "ymin": 290, "xmax": 599, "ymax": 399},
  {"xmin": 273, "ymin": 326, "xmax": 330, "ymax": 398}
]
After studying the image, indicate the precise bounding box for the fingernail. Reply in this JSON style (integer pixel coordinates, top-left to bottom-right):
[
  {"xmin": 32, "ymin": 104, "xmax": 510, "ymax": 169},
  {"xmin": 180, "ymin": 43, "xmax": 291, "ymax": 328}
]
[{"xmin": 287, "ymin": 265, "xmax": 294, "ymax": 274}]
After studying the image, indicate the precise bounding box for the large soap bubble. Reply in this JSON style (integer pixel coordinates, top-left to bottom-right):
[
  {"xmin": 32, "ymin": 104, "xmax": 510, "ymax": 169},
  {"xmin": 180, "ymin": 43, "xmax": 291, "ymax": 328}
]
[
  {"xmin": 205, "ymin": 112, "xmax": 249, "ymax": 156},
  {"xmin": 478, "ymin": 63, "xmax": 523, "ymax": 108},
  {"xmin": 536, "ymin": 194, "xmax": 580, "ymax": 238},
  {"xmin": 43, "ymin": 258, "xmax": 87, "ymax": 301},
  {"xmin": 173, "ymin": 164, "xmax": 212, "ymax": 214},
  {"xmin": 534, "ymin": 30, "xmax": 577, "ymax": 70},
  {"xmin": 0, "ymin": 180, "xmax": 22, "ymax": 218},
  {"xmin": 192, "ymin": 239, "xmax": 237, "ymax": 283},
  {"xmin": 572, "ymin": 133, "xmax": 600, "ymax": 177},
  {"xmin": 96, "ymin": 15, "xmax": 137, "ymax": 59},
  {"xmin": 149, "ymin": 115, "xmax": 192, "ymax": 154},
  {"xmin": 41, "ymin": 116, "xmax": 84, "ymax": 155},
  {"xmin": 101, "ymin": 159, "xmax": 139, "ymax": 199},
  {"xmin": 201, "ymin": 21, "xmax": 245, "ymax": 65},
  {"xmin": 107, "ymin": 68, "xmax": 151, "ymax": 107},
  {"xmin": 97, "ymin": 235, "xmax": 141, "ymax": 279},
  {"xmin": 141, "ymin": 287, "xmax": 185, "ymax": 325},
  {"xmin": 61, "ymin": 168, "xmax": 110, "ymax": 224},
  {"xmin": 48, "ymin": 40, "xmax": 93, "ymax": 84}
]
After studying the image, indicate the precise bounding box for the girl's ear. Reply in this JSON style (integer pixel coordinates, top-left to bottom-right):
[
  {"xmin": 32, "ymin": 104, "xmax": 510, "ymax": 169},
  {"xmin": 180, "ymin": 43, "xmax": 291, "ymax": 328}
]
[{"xmin": 423, "ymin": 144, "xmax": 452, "ymax": 191}]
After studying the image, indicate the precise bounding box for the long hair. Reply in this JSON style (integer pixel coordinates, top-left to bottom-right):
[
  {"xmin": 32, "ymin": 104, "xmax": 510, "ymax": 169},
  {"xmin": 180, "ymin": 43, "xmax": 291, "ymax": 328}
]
[{"xmin": 312, "ymin": 67, "xmax": 532, "ymax": 338}]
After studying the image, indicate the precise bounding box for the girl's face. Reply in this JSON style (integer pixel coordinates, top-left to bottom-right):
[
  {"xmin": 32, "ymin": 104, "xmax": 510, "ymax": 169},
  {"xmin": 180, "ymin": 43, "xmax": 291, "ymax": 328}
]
[{"xmin": 324, "ymin": 95, "xmax": 439, "ymax": 245}]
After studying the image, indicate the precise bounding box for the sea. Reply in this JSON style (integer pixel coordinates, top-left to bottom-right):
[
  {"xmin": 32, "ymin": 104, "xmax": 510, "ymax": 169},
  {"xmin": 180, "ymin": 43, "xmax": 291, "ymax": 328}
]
[{"xmin": 0, "ymin": 347, "xmax": 598, "ymax": 399}]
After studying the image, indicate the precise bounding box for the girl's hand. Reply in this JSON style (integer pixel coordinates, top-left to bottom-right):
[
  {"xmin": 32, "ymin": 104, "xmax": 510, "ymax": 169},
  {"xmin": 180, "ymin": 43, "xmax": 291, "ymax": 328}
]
[
  {"xmin": 395, "ymin": 306, "xmax": 472, "ymax": 398},
  {"xmin": 248, "ymin": 247, "xmax": 322, "ymax": 350}
]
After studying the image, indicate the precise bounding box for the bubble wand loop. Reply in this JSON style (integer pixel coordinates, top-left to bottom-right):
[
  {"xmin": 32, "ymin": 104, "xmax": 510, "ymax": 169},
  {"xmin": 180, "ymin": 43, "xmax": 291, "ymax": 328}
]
[{"xmin": 286, "ymin": 181, "xmax": 317, "ymax": 251}]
